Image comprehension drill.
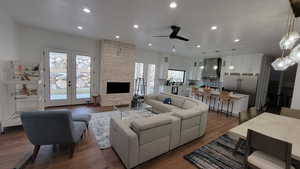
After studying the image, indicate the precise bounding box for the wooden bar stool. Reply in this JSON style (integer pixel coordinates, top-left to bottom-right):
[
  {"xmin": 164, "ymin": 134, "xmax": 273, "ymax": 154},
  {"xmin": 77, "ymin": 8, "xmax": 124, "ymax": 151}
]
[
  {"xmin": 191, "ymin": 87, "xmax": 198, "ymax": 99},
  {"xmin": 217, "ymin": 91, "xmax": 233, "ymax": 117},
  {"xmin": 203, "ymin": 88, "xmax": 212, "ymax": 110}
]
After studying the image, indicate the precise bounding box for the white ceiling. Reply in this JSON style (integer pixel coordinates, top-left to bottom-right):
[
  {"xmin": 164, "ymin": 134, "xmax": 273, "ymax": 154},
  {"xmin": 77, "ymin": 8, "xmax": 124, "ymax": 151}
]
[{"xmin": 0, "ymin": 0, "xmax": 297, "ymax": 57}]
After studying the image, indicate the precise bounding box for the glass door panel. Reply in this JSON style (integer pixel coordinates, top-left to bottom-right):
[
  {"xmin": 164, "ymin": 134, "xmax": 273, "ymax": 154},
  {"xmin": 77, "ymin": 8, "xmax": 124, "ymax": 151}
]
[
  {"xmin": 75, "ymin": 55, "xmax": 91, "ymax": 99},
  {"xmin": 49, "ymin": 52, "xmax": 68, "ymax": 100}
]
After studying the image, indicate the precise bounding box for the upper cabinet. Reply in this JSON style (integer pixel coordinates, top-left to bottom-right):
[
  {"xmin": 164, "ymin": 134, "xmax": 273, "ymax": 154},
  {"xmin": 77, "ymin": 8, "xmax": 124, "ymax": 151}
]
[{"xmin": 222, "ymin": 54, "xmax": 263, "ymax": 74}]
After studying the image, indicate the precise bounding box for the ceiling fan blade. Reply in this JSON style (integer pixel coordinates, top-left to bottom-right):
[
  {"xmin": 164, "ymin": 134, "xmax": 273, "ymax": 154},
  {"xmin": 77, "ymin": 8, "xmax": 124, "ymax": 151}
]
[
  {"xmin": 152, "ymin": 35, "xmax": 169, "ymax": 37},
  {"xmin": 175, "ymin": 36, "xmax": 190, "ymax": 41}
]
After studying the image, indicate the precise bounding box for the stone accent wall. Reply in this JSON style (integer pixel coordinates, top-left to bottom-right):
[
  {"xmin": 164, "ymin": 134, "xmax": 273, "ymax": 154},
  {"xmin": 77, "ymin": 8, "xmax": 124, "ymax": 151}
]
[{"xmin": 99, "ymin": 40, "xmax": 136, "ymax": 106}]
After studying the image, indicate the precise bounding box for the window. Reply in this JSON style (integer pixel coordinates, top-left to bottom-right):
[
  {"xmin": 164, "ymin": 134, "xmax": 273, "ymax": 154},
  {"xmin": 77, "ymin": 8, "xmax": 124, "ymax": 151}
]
[
  {"xmin": 134, "ymin": 63, "xmax": 144, "ymax": 96},
  {"xmin": 167, "ymin": 69, "xmax": 185, "ymax": 83},
  {"xmin": 146, "ymin": 64, "xmax": 156, "ymax": 95}
]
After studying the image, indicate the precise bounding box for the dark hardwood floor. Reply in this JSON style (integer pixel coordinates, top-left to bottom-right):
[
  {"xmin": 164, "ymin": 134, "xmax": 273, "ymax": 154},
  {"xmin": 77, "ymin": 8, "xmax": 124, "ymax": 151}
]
[{"xmin": 0, "ymin": 105, "xmax": 238, "ymax": 169}]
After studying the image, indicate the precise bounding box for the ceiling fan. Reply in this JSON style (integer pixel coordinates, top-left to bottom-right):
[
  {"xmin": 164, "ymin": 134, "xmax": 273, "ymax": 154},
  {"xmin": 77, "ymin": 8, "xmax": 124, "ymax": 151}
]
[{"xmin": 152, "ymin": 25, "xmax": 190, "ymax": 42}]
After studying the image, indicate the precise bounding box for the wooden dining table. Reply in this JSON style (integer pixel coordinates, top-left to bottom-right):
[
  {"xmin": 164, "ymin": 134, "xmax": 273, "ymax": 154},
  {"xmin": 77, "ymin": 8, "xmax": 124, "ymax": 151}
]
[{"xmin": 229, "ymin": 113, "xmax": 300, "ymax": 161}]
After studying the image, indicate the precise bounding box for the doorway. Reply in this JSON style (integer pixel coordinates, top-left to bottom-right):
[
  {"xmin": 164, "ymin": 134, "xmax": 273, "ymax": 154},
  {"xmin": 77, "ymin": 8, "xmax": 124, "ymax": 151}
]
[{"xmin": 44, "ymin": 49, "xmax": 94, "ymax": 106}]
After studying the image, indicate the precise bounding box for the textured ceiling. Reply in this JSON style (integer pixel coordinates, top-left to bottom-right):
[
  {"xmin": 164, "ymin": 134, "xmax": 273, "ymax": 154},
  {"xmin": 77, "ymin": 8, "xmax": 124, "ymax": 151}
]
[{"xmin": 0, "ymin": 0, "xmax": 297, "ymax": 57}]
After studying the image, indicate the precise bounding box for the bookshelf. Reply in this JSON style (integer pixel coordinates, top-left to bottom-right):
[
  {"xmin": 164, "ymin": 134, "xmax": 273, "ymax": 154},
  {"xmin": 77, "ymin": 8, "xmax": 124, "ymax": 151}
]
[{"xmin": 0, "ymin": 61, "xmax": 44, "ymax": 133}]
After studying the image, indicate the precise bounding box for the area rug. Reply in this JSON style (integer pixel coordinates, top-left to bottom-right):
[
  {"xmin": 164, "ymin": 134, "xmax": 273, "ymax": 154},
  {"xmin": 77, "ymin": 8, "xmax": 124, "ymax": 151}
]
[
  {"xmin": 184, "ymin": 134, "xmax": 245, "ymax": 169},
  {"xmin": 89, "ymin": 109, "xmax": 154, "ymax": 149}
]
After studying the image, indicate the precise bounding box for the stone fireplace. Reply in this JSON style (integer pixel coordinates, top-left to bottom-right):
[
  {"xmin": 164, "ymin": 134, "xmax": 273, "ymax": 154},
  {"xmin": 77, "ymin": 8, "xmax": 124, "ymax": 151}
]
[{"xmin": 99, "ymin": 40, "xmax": 136, "ymax": 106}]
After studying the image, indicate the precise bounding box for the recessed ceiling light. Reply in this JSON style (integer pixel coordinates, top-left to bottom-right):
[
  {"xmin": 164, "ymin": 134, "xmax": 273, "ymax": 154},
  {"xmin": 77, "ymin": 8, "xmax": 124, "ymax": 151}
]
[
  {"xmin": 148, "ymin": 43, "xmax": 153, "ymax": 47},
  {"xmin": 196, "ymin": 45, "xmax": 201, "ymax": 48},
  {"xmin": 77, "ymin": 26, "xmax": 83, "ymax": 30},
  {"xmin": 234, "ymin": 39, "xmax": 240, "ymax": 42},
  {"xmin": 211, "ymin": 26, "xmax": 217, "ymax": 30},
  {"xmin": 83, "ymin": 8, "xmax": 91, "ymax": 13},
  {"xmin": 169, "ymin": 1, "xmax": 177, "ymax": 9},
  {"xmin": 229, "ymin": 65, "xmax": 235, "ymax": 70},
  {"xmin": 133, "ymin": 24, "xmax": 139, "ymax": 29},
  {"xmin": 115, "ymin": 35, "xmax": 120, "ymax": 39}
]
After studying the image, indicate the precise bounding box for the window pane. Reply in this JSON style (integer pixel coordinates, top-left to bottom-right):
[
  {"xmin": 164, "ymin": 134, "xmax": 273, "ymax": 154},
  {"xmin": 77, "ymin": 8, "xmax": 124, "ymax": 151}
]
[
  {"xmin": 167, "ymin": 69, "xmax": 185, "ymax": 83},
  {"xmin": 134, "ymin": 63, "xmax": 144, "ymax": 96},
  {"xmin": 49, "ymin": 52, "xmax": 68, "ymax": 100},
  {"xmin": 147, "ymin": 64, "xmax": 156, "ymax": 95},
  {"xmin": 76, "ymin": 55, "xmax": 91, "ymax": 99}
]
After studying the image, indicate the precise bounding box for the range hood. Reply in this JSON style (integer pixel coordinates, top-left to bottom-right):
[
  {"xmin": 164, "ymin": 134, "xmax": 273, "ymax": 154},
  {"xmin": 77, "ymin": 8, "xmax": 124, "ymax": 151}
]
[{"xmin": 202, "ymin": 58, "xmax": 222, "ymax": 80}]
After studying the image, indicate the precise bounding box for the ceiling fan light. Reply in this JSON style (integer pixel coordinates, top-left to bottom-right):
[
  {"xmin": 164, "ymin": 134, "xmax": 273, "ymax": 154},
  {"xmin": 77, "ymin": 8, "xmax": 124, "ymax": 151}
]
[
  {"xmin": 271, "ymin": 57, "xmax": 290, "ymax": 71},
  {"xmin": 279, "ymin": 32, "xmax": 300, "ymax": 50},
  {"xmin": 289, "ymin": 43, "xmax": 300, "ymax": 62}
]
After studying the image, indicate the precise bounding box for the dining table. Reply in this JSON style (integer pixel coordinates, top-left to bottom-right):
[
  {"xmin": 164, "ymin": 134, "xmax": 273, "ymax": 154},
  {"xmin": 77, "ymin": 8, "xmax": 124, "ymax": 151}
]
[{"xmin": 229, "ymin": 113, "xmax": 300, "ymax": 163}]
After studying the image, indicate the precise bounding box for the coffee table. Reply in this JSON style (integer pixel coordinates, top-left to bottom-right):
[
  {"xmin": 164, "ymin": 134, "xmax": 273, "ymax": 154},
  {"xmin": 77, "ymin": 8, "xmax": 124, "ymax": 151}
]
[{"xmin": 113, "ymin": 103, "xmax": 156, "ymax": 120}]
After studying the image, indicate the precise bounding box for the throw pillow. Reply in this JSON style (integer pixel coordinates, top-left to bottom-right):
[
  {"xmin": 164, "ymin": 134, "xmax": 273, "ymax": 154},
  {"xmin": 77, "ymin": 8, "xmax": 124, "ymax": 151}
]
[{"xmin": 163, "ymin": 98, "xmax": 172, "ymax": 104}]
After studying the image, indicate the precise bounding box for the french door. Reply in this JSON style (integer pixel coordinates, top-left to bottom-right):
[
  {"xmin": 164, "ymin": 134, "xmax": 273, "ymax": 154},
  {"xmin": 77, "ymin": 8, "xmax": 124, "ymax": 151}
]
[{"xmin": 44, "ymin": 49, "xmax": 93, "ymax": 106}]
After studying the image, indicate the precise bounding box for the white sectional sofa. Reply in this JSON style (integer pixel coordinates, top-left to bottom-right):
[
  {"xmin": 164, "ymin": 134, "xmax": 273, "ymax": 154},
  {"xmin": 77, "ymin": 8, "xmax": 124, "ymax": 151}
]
[{"xmin": 110, "ymin": 93, "xmax": 208, "ymax": 169}]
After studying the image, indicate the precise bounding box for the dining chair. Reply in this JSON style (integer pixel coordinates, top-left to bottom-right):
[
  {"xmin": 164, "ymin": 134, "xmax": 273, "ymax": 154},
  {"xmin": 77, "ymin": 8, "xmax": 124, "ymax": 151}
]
[
  {"xmin": 233, "ymin": 107, "xmax": 259, "ymax": 155},
  {"xmin": 244, "ymin": 129, "xmax": 294, "ymax": 169}
]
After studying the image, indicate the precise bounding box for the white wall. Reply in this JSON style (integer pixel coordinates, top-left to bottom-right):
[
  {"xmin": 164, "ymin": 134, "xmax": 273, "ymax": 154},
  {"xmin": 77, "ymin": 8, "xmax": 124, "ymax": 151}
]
[
  {"xmin": 291, "ymin": 65, "xmax": 300, "ymax": 109},
  {"xmin": 17, "ymin": 24, "xmax": 100, "ymax": 94},
  {"xmin": 0, "ymin": 9, "xmax": 18, "ymax": 61},
  {"xmin": 0, "ymin": 8, "xmax": 18, "ymax": 128}
]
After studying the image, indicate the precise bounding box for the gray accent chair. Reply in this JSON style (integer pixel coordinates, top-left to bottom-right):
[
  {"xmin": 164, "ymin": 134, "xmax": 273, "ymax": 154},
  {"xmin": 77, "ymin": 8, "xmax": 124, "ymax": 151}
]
[
  {"xmin": 20, "ymin": 111, "xmax": 87, "ymax": 162},
  {"xmin": 71, "ymin": 111, "xmax": 92, "ymax": 127}
]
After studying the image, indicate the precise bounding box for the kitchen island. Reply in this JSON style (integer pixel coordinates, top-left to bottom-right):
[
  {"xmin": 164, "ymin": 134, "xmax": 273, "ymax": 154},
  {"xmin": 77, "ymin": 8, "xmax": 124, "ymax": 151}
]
[{"xmin": 195, "ymin": 88, "xmax": 249, "ymax": 116}]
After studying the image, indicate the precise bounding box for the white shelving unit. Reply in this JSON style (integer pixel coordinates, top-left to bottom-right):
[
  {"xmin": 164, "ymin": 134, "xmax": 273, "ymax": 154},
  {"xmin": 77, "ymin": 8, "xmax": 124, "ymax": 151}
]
[{"xmin": 0, "ymin": 61, "xmax": 44, "ymax": 133}]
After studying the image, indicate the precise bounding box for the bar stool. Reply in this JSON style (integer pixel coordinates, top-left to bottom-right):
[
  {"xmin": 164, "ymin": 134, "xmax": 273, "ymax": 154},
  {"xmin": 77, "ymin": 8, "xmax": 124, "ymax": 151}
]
[
  {"xmin": 195, "ymin": 91, "xmax": 203, "ymax": 100},
  {"xmin": 203, "ymin": 88, "xmax": 212, "ymax": 110},
  {"xmin": 191, "ymin": 87, "xmax": 198, "ymax": 99},
  {"xmin": 217, "ymin": 91, "xmax": 233, "ymax": 116}
]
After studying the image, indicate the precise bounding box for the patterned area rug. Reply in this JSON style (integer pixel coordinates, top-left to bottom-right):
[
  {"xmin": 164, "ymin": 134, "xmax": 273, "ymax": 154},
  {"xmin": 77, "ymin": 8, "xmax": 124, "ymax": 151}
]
[
  {"xmin": 184, "ymin": 134, "xmax": 245, "ymax": 169},
  {"xmin": 89, "ymin": 109, "xmax": 154, "ymax": 149}
]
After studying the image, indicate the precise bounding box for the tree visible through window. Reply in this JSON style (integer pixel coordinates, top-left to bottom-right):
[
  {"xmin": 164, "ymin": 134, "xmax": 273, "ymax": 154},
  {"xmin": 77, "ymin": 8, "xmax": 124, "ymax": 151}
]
[{"xmin": 167, "ymin": 69, "xmax": 185, "ymax": 83}]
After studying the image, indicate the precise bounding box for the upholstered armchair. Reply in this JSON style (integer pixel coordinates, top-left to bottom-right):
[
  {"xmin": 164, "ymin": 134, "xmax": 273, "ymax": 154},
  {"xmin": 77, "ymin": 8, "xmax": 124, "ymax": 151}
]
[{"xmin": 20, "ymin": 111, "xmax": 87, "ymax": 162}]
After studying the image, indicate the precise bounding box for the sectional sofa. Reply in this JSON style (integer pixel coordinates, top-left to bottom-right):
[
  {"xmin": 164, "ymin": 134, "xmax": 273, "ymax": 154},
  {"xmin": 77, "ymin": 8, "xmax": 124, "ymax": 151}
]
[{"xmin": 110, "ymin": 93, "xmax": 208, "ymax": 169}]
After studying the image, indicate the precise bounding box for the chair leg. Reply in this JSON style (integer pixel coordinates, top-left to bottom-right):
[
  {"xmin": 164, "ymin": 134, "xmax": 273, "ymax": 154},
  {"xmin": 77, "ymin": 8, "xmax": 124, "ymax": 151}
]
[
  {"xmin": 31, "ymin": 145, "xmax": 40, "ymax": 163},
  {"xmin": 233, "ymin": 138, "xmax": 243, "ymax": 155},
  {"xmin": 69, "ymin": 143, "xmax": 76, "ymax": 158}
]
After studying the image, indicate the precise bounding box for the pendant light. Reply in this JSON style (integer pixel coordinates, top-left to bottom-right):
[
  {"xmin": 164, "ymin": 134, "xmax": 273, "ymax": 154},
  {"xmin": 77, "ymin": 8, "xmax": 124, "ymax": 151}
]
[{"xmin": 272, "ymin": 9, "xmax": 299, "ymax": 71}]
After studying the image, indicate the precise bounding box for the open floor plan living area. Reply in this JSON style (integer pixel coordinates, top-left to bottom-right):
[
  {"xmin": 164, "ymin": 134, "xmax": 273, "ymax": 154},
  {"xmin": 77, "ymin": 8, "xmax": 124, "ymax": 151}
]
[{"xmin": 1, "ymin": 0, "xmax": 300, "ymax": 169}]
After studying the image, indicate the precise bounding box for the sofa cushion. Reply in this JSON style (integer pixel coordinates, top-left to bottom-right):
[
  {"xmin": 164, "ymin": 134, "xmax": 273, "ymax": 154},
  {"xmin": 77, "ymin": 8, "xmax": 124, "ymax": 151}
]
[
  {"xmin": 182, "ymin": 100, "xmax": 196, "ymax": 109},
  {"xmin": 131, "ymin": 115, "xmax": 172, "ymax": 131},
  {"xmin": 157, "ymin": 94, "xmax": 167, "ymax": 102},
  {"xmin": 173, "ymin": 108, "xmax": 201, "ymax": 120},
  {"xmin": 171, "ymin": 96, "xmax": 185, "ymax": 108},
  {"xmin": 248, "ymin": 151, "xmax": 295, "ymax": 169}
]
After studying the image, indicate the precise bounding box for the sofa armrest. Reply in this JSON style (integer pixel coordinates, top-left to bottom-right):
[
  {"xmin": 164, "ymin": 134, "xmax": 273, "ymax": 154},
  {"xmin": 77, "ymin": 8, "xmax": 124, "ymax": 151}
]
[{"xmin": 110, "ymin": 118, "xmax": 139, "ymax": 169}]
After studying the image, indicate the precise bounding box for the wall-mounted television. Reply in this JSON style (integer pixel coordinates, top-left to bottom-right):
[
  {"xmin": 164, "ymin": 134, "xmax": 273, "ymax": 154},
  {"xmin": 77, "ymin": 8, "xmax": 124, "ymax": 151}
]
[{"xmin": 107, "ymin": 82, "xmax": 130, "ymax": 94}]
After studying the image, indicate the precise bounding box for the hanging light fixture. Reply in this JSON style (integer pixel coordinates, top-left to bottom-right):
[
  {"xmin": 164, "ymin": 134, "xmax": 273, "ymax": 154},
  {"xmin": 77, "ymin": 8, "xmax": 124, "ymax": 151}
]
[
  {"xmin": 289, "ymin": 43, "xmax": 300, "ymax": 62},
  {"xmin": 272, "ymin": 9, "xmax": 299, "ymax": 71}
]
